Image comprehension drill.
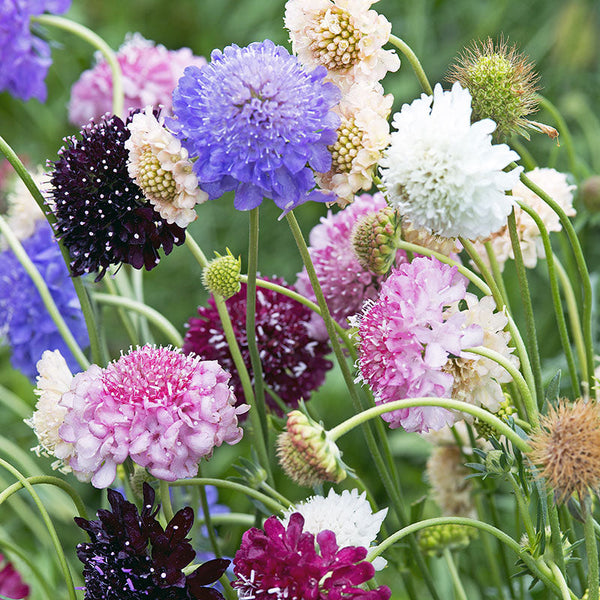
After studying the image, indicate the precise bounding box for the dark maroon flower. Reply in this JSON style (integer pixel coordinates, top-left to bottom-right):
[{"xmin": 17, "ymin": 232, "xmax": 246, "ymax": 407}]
[
  {"xmin": 183, "ymin": 279, "xmax": 333, "ymax": 415},
  {"xmin": 0, "ymin": 554, "xmax": 29, "ymax": 599},
  {"xmin": 233, "ymin": 513, "xmax": 390, "ymax": 600},
  {"xmin": 75, "ymin": 483, "xmax": 229, "ymax": 599},
  {"xmin": 48, "ymin": 112, "xmax": 185, "ymax": 280}
]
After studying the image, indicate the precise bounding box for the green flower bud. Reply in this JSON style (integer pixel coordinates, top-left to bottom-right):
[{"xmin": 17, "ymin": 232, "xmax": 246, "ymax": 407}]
[
  {"xmin": 202, "ymin": 250, "xmax": 242, "ymax": 299},
  {"xmin": 484, "ymin": 449, "xmax": 514, "ymax": 475},
  {"xmin": 418, "ymin": 523, "xmax": 477, "ymax": 557},
  {"xmin": 474, "ymin": 395, "xmax": 517, "ymax": 440}
]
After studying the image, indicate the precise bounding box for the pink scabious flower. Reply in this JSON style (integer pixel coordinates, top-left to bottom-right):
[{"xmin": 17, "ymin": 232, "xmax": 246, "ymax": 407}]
[
  {"xmin": 0, "ymin": 554, "xmax": 29, "ymax": 599},
  {"xmin": 284, "ymin": 0, "xmax": 400, "ymax": 92},
  {"xmin": 68, "ymin": 34, "xmax": 206, "ymax": 127},
  {"xmin": 295, "ymin": 192, "xmax": 405, "ymax": 340},
  {"xmin": 353, "ymin": 256, "xmax": 483, "ymax": 433},
  {"xmin": 57, "ymin": 346, "xmax": 248, "ymax": 488},
  {"xmin": 233, "ymin": 513, "xmax": 390, "ymax": 600}
]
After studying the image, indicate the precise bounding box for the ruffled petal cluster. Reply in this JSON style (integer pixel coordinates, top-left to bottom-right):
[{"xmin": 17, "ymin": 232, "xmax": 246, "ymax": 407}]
[
  {"xmin": 233, "ymin": 513, "xmax": 390, "ymax": 600},
  {"xmin": 68, "ymin": 33, "xmax": 206, "ymax": 126},
  {"xmin": 353, "ymin": 256, "xmax": 483, "ymax": 433},
  {"xmin": 171, "ymin": 39, "xmax": 340, "ymax": 212},
  {"xmin": 284, "ymin": 0, "xmax": 400, "ymax": 92},
  {"xmin": 0, "ymin": 0, "xmax": 71, "ymax": 102},
  {"xmin": 57, "ymin": 346, "xmax": 247, "ymax": 488},
  {"xmin": 125, "ymin": 106, "xmax": 207, "ymax": 227},
  {"xmin": 380, "ymin": 82, "xmax": 521, "ymax": 239}
]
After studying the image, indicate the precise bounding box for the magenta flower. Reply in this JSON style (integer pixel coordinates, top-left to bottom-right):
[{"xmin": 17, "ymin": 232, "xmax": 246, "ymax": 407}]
[
  {"xmin": 0, "ymin": 555, "xmax": 29, "ymax": 599},
  {"xmin": 355, "ymin": 256, "xmax": 483, "ymax": 433},
  {"xmin": 68, "ymin": 34, "xmax": 206, "ymax": 126},
  {"xmin": 295, "ymin": 193, "xmax": 406, "ymax": 340},
  {"xmin": 58, "ymin": 346, "xmax": 248, "ymax": 488},
  {"xmin": 233, "ymin": 513, "xmax": 390, "ymax": 600}
]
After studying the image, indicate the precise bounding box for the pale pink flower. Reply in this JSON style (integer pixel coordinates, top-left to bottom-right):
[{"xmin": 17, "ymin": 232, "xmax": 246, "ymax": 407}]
[
  {"xmin": 68, "ymin": 34, "xmax": 206, "ymax": 126},
  {"xmin": 58, "ymin": 346, "xmax": 248, "ymax": 488},
  {"xmin": 316, "ymin": 83, "xmax": 392, "ymax": 206},
  {"xmin": 125, "ymin": 107, "xmax": 207, "ymax": 227},
  {"xmin": 284, "ymin": 0, "xmax": 400, "ymax": 92}
]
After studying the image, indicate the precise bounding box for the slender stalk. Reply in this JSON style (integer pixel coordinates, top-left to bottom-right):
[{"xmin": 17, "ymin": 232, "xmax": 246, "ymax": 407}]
[
  {"xmin": 159, "ymin": 480, "xmax": 174, "ymax": 523},
  {"xmin": 93, "ymin": 293, "xmax": 183, "ymax": 346},
  {"xmin": 443, "ymin": 549, "xmax": 468, "ymax": 600},
  {"xmin": 548, "ymin": 504, "xmax": 566, "ymax": 575},
  {"xmin": 31, "ymin": 15, "xmax": 124, "ymax": 118},
  {"xmin": 258, "ymin": 483, "xmax": 293, "ymax": 510},
  {"xmin": 584, "ymin": 505, "xmax": 599, "ymax": 600},
  {"xmin": 102, "ymin": 276, "xmax": 140, "ymax": 346},
  {"xmin": 508, "ymin": 474, "xmax": 535, "ymax": 544},
  {"xmin": 485, "ymin": 241, "xmax": 511, "ymax": 312},
  {"xmin": 197, "ymin": 467, "xmax": 221, "ymax": 558},
  {"xmin": 195, "ymin": 512, "xmax": 256, "ymax": 528},
  {"xmin": 131, "ymin": 269, "xmax": 153, "ymax": 344},
  {"xmin": 548, "ymin": 562, "xmax": 574, "ymax": 600},
  {"xmin": 510, "ymin": 139, "xmax": 538, "ymax": 171},
  {"xmin": 0, "ymin": 215, "xmax": 89, "ymax": 370},
  {"xmin": 388, "ymin": 34, "xmax": 433, "ymax": 94},
  {"xmin": 0, "ymin": 383, "xmax": 32, "ymax": 418}
]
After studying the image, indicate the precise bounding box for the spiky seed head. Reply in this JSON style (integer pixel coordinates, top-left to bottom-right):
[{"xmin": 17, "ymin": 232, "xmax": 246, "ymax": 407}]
[
  {"xmin": 351, "ymin": 206, "xmax": 399, "ymax": 275},
  {"xmin": 528, "ymin": 399, "xmax": 600, "ymax": 504},
  {"xmin": 447, "ymin": 37, "xmax": 540, "ymax": 142},
  {"xmin": 202, "ymin": 250, "xmax": 241, "ymax": 299}
]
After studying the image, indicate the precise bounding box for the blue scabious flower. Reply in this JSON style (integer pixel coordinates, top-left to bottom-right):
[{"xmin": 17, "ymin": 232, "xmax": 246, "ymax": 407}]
[
  {"xmin": 0, "ymin": 0, "xmax": 71, "ymax": 102},
  {"xmin": 171, "ymin": 39, "xmax": 341, "ymax": 212},
  {"xmin": 0, "ymin": 221, "xmax": 88, "ymax": 380}
]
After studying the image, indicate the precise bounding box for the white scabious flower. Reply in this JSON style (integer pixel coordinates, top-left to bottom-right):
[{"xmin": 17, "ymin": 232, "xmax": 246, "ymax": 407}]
[
  {"xmin": 380, "ymin": 82, "xmax": 521, "ymax": 240},
  {"xmin": 281, "ymin": 488, "xmax": 388, "ymax": 568},
  {"xmin": 25, "ymin": 350, "xmax": 75, "ymax": 472},
  {"xmin": 125, "ymin": 106, "xmax": 207, "ymax": 228}
]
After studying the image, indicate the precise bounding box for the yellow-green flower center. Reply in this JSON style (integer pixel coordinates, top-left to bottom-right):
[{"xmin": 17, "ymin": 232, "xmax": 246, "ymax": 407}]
[
  {"xmin": 330, "ymin": 117, "xmax": 363, "ymax": 174},
  {"xmin": 136, "ymin": 146, "xmax": 177, "ymax": 203}
]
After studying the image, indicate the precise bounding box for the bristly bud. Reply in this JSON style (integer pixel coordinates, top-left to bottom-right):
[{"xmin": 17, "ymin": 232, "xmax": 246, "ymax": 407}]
[
  {"xmin": 202, "ymin": 249, "xmax": 242, "ymax": 299},
  {"xmin": 447, "ymin": 37, "xmax": 541, "ymax": 142},
  {"xmin": 351, "ymin": 206, "xmax": 399, "ymax": 275},
  {"xmin": 528, "ymin": 399, "xmax": 600, "ymax": 504},
  {"xmin": 277, "ymin": 409, "xmax": 347, "ymax": 487},
  {"xmin": 418, "ymin": 523, "xmax": 477, "ymax": 557},
  {"xmin": 582, "ymin": 176, "xmax": 600, "ymax": 213},
  {"xmin": 474, "ymin": 395, "xmax": 516, "ymax": 440}
]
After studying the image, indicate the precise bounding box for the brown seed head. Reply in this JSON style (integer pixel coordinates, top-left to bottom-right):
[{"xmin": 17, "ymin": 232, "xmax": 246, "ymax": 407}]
[{"xmin": 528, "ymin": 399, "xmax": 600, "ymax": 504}]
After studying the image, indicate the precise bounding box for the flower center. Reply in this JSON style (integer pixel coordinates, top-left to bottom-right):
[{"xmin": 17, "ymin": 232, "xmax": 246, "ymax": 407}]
[
  {"xmin": 329, "ymin": 117, "xmax": 363, "ymax": 173},
  {"xmin": 136, "ymin": 146, "xmax": 177, "ymax": 204},
  {"xmin": 308, "ymin": 7, "xmax": 362, "ymax": 71}
]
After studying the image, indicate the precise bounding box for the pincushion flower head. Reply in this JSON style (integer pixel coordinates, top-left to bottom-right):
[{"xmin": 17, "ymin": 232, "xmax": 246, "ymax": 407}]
[
  {"xmin": 75, "ymin": 483, "xmax": 230, "ymax": 599},
  {"xmin": 380, "ymin": 82, "xmax": 521, "ymax": 240},
  {"xmin": 57, "ymin": 345, "xmax": 248, "ymax": 488},
  {"xmin": 284, "ymin": 0, "xmax": 400, "ymax": 92},
  {"xmin": 0, "ymin": 0, "xmax": 71, "ymax": 102},
  {"xmin": 183, "ymin": 279, "xmax": 333, "ymax": 414},
  {"xmin": 353, "ymin": 256, "xmax": 483, "ymax": 433},
  {"xmin": 68, "ymin": 33, "xmax": 206, "ymax": 127},
  {"xmin": 171, "ymin": 39, "xmax": 341, "ymax": 212},
  {"xmin": 233, "ymin": 513, "xmax": 391, "ymax": 600},
  {"xmin": 125, "ymin": 106, "xmax": 207, "ymax": 228},
  {"xmin": 48, "ymin": 112, "xmax": 186, "ymax": 280},
  {"xmin": 316, "ymin": 82, "xmax": 393, "ymax": 206},
  {"xmin": 0, "ymin": 221, "xmax": 89, "ymax": 380}
]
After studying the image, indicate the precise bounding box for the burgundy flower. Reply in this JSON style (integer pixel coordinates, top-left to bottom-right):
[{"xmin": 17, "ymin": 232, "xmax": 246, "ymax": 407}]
[{"xmin": 0, "ymin": 555, "xmax": 29, "ymax": 599}]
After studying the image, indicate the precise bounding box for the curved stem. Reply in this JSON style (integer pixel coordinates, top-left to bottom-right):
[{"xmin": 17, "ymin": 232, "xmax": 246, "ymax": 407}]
[
  {"xmin": 93, "ymin": 293, "xmax": 183, "ymax": 346},
  {"xmin": 196, "ymin": 512, "xmax": 256, "ymax": 528},
  {"xmin": 484, "ymin": 240, "xmax": 511, "ymax": 312},
  {"xmin": 159, "ymin": 480, "xmax": 174, "ymax": 523},
  {"xmin": 388, "ymin": 34, "xmax": 433, "ymax": 95},
  {"xmin": 443, "ymin": 548, "xmax": 468, "ymax": 600},
  {"xmin": 0, "ymin": 383, "xmax": 32, "ymax": 419},
  {"xmin": 548, "ymin": 561, "xmax": 573, "ymax": 600},
  {"xmin": 31, "ymin": 14, "xmax": 124, "ymax": 118},
  {"xmin": 0, "ymin": 215, "xmax": 89, "ymax": 370},
  {"xmin": 102, "ymin": 276, "xmax": 140, "ymax": 346}
]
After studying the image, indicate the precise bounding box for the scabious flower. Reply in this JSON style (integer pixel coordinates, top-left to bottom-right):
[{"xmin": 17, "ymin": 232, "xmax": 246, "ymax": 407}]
[
  {"xmin": 284, "ymin": 0, "xmax": 400, "ymax": 92},
  {"xmin": 473, "ymin": 168, "xmax": 576, "ymax": 270},
  {"xmin": 0, "ymin": 554, "xmax": 29, "ymax": 599},
  {"xmin": 125, "ymin": 106, "xmax": 207, "ymax": 227},
  {"xmin": 0, "ymin": 222, "xmax": 89, "ymax": 380},
  {"xmin": 380, "ymin": 82, "xmax": 521, "ymax": 240},
  {"xmin": 68, "ymin": 33, "xmax": 206, "ymax": 126},
  {"xmin": 183, "ymin": 280, "xmax": 333, "ymax": 414},
  {"xmin": 57, "ymin": 345, "xmax": 248, "ymax": 488},
  {"xmin": 316, "ymin": 82, "xmax": 393, "ymax": 206},
  {"xmin": 353, "ymin": 256, "xmax": 483, "ymax": 433},
  {"xmin": 75, "ymin": 483, "xmax": 229, "ymax": 600},
  {"xmin": 0, "ymin": 0, "xmax": 71, "ymax": 102},
  {"xmin": 295, "ymin": 192, "xmax": 405, "ymax": 340},
  {"xmin": 171, "ymin": 39, "xmax": 340, "ymax": 212},
  {"xmin": 233, "ymin": 513, "xmax": 391, "ymax": 600},
  {"xmin": 48, "ymin": 112, "xmax": 186, "ymax": 280}
]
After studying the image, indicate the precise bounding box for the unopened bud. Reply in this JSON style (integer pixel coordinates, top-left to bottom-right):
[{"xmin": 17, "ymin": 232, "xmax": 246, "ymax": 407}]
[
  {"xmin": 351, "ymin": 206, "xmax": 399, "ymax": 275},
  {"xmin": 418, "ymin": 523, "xmax": 476, "ymax": 557},
  {"xmin": 202, "ymin": 250, "xmax": 241, "ymax": 299}
]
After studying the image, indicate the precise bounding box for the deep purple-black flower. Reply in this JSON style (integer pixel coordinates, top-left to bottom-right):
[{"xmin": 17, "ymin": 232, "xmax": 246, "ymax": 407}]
[{"xmin": 75, "ymin": 483, "xmax": 229, "ymax": 600}]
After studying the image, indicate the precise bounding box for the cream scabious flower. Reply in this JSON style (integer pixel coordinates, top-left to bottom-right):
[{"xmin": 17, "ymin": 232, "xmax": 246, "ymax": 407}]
[
  {"xmin": 284, "ymin": 0, "xmax": 400, "ymax": 92},
  {"xmin": 316, "ymin": 83, "xmax": 392, "ymax": 206},
  {"xmin": 25, "ymin": 350, "xmax": 75, "ymax": 472},
  {"xmin": 125, "ymin": 107, "xmax": 207, "ymax": 228},
  {"xmin": 380, "ymin": 82, "xmax": 521, "ymax": 240},
  {"xmin": 474, "ymin": 167, "xmax": 576, "ymax": 270}
]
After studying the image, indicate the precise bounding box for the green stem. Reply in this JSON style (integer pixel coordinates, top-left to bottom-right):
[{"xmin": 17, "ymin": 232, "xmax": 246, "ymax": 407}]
[
  {"xmin": 102, "ymin": 276, "xmax": 140, "ymax": 346},
  {"xmin": 585, "ymin": 505, "xmax": 599, "ymax": 600},
  {"xmin": 508, "ymin": 474, "xmax": 535, "ymax": 543},
  {"xmin": 329, "ymin": 397, "xmax": 531, "ymax": 453},
  {"xmin": 443, "ymin": 548, "xmax": 468, "ymax": 600},
  {"xmin": 510, "ymin": 139, "xmax": 538, "ymax": 171},
  {"xmin": 197, "ymin": 466, "xmax": 221, "ymax": 558},
  {"xmin": 258, "ymin": 482, "xmax": 293, "ymax": 509},
  {"xmin": 0, "ymin": 383, "xmax": 32, "ymax": 418},
  {"xmin": 131, "ymin": 268, "xmax": 153, "ymax": 344},
  {"xmin": 31, "ymin": 14, "xmax": 124, "ymax": 118},
  {"xmin": 196, "ymin": 512, "xmax": 257, "ymax": 528},
  {"xmin": 93, "ymin": 293, "xmax": 183, "ymax": 346},
  {"xmin": 485, "ymin": 240, "xmax": 511, "ymax": 312},
  {"xmin": 159, "ymin": 480, "xmax": 174, "ymax": 523},
  {"xmin": 0, "ymin": 215, "xmax": 89, "ymax": 370},
  {"xmin": 388, "ymin": 34, "xmax": 433, "ymax": 94},
  {"xmin": 548, "ymin": 503, "xmax": 566, "ymax": 576},
  {"xmin": 548, "ymin": 561, "xmax": 574, "ymax": 600}
]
